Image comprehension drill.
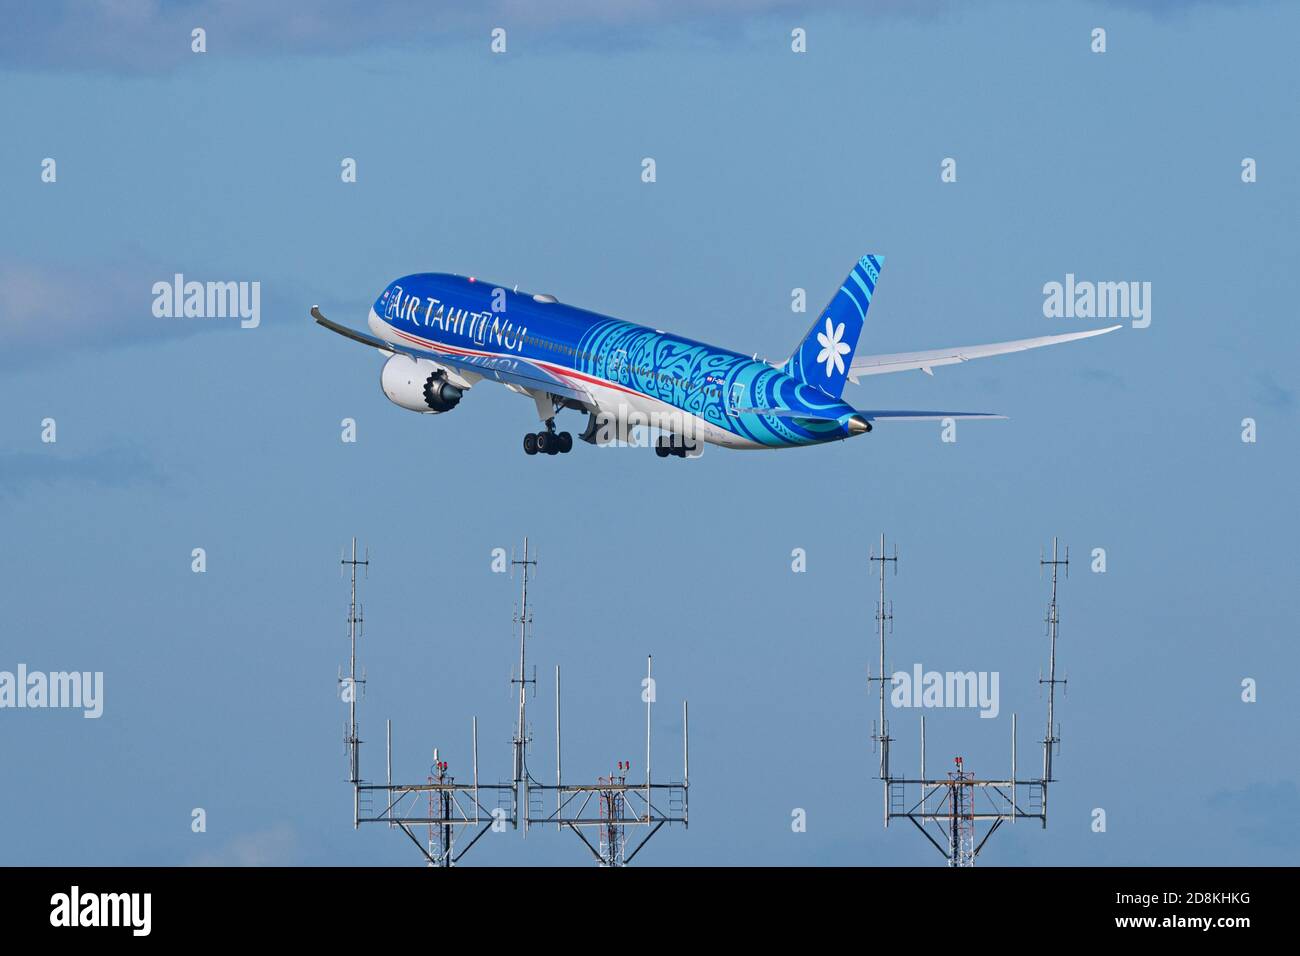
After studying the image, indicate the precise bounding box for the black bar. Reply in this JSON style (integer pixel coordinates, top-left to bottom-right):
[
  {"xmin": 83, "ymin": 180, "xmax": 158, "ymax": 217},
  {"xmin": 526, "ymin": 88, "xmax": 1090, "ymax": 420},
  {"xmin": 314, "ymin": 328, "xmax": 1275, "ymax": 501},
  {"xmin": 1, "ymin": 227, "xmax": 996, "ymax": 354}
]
[{"xmin": 0, "ymin": 866, "xmax": 1281, "ymax": 939}]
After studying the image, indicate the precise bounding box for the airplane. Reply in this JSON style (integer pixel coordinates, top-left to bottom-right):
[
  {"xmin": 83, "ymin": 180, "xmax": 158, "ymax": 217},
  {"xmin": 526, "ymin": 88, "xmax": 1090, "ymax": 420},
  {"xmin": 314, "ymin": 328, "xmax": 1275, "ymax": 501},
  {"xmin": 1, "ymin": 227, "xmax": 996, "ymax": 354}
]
[{"xmin": 313, "ymin": 255, "xmax": 1119, "ymax": 457}]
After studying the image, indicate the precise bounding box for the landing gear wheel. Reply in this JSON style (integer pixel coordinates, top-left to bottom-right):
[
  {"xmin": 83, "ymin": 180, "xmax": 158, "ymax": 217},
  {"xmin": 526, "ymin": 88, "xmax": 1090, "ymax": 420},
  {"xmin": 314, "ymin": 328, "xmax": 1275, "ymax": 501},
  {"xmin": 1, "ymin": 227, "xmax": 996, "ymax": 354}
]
[
  {"xmin": 529, "ymin": 420, "xmax": 572, "ymax": 457},
  {"xmin": 538, "ymin": 431, "xmax": 558, "ymax": 455}
]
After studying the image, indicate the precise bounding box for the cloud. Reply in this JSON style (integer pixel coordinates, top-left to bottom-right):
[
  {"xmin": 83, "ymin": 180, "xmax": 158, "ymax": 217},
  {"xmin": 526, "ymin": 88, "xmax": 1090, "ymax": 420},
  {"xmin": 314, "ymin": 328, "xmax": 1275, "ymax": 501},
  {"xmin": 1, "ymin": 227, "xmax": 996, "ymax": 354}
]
[
  {"xmin": 0, "ymin": 0, "xmax": 1271, "ymax": 73},
  {"xmin": 0, "ymin": 259, "xmax": 206, "ymax": 368},
  {"xmin": 0, "ymin": 259, "xmax": 301, "ymax": 369},
  {"xmin": 1207, "ymin": 780, "xmax": 1300, "ymax": 849},
  {"xmin": 1251, "ymin": 371, "xmax": 1294, "ymax": 411},
  {"xmin": 0, "ymin": 447, "xmax": 167, "ymax": 498},
  {"xmin": 0, "ymin": 0, "xmax": 944, "ymax": 73},
  {"xmin": 188, "ymin": 823, "xmax": 300, "ymax": 867},
  {"xmin": 1100, "ymin": 0, "xmax": 1266, "ymax": 12},
  {"xmin": 1078, "ymin": 366, "xmax": 1127, "ymax": 389}
]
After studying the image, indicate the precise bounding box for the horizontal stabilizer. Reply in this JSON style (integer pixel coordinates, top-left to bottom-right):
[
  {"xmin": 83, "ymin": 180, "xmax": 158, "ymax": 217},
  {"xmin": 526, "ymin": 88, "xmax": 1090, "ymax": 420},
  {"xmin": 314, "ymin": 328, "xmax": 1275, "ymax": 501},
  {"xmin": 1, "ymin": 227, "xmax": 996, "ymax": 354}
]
[
  {"xmin": 732, "ymin": 406, "xmax": 1005, "ymax": 424},
  {"xmin": 859, "ymin": 409, "xmax": 1005, "ymax": 422}
]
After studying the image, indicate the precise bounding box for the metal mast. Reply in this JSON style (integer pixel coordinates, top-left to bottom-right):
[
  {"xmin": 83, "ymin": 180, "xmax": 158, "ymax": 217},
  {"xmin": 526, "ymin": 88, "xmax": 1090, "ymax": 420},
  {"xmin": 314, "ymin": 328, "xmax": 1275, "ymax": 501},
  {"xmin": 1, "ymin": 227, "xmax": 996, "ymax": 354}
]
[
  {"xmin": 339, "ymin": 538, "xmax": 511, "ymax": 866},
  {"xmin": 868, "ymin": 533, "xmax": 897, "ymax": 825},
  {"xmin": 339, "ymin": 537, "xmax": 689, "ymax": 866},
  {"xmin": 1039, "ymin": 536, "xmax": 1068, "ymax": 821},
  {"xmin": 947, "ymin": 757, "xmax": 975, "ymax": 867},
  {"xmin": 340, "ymin": 537, "xmax": 368, "ymax": 826},
  {"xmin": 510, "ymin": 539, "xmax": 537, "ymax": 831},
  {"xmin": 598, "ymin": 766, "xmax": 629, "ymax": 867},
  {"xmin": 874, "ymin": 536, "xmax": 1073, "ymax": 864},
  {"xmin": 534, "ymin": 655, "xmax": 689, "ymax": 866}
]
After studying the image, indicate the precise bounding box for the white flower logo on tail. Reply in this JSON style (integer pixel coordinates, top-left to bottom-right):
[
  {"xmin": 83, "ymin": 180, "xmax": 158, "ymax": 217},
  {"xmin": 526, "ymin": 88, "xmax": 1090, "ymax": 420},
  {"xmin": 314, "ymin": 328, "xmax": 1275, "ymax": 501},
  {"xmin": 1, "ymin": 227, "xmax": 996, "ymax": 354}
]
[{"xmin": 815, "ymin": 317, "xmax": 850, "ymax": 377}]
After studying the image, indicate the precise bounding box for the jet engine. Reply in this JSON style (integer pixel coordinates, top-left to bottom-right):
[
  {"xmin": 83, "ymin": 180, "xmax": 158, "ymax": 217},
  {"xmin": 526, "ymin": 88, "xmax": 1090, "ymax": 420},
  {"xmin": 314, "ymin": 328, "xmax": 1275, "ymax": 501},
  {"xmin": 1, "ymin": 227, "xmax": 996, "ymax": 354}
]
[{"xmin": 380, "ymin": 354, "xmax": 463, "ymax": 414}]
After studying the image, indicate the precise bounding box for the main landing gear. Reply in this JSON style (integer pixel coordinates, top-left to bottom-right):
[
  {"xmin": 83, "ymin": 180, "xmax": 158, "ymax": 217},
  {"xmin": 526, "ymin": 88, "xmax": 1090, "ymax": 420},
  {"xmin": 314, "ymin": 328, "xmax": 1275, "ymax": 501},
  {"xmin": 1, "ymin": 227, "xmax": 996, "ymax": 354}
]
[
  {"xmin": 654, "ymin": 435, "xmax": 695, "ymax": 459},
  {"xmin": 524, "ymin": 421, "xmax": 573, "ymax": 456}
]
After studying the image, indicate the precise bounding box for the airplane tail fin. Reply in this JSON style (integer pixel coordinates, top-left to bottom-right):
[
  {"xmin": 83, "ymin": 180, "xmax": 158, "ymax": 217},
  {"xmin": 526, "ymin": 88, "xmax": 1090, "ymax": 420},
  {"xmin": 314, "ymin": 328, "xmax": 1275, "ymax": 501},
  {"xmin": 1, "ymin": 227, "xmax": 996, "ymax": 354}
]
[{"xmin": 781, "ymin": 254, "xmax": 883, "ymax": 399}]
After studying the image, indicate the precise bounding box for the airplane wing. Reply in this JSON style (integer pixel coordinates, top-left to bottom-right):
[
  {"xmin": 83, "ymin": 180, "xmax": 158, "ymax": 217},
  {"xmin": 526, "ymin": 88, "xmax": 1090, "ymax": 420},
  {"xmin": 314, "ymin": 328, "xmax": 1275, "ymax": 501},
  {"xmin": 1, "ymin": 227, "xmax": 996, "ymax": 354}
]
[
  {"xmin": 847, "ymin": 325, "xmax": 1120, "ymax": 383},
  {"xmin": 312, "ymin": 307, "xmax": 593, "ymax": 406},
  {"xmin": 313, "ymin": 306, "xmax": 427, "ymax": 357}
]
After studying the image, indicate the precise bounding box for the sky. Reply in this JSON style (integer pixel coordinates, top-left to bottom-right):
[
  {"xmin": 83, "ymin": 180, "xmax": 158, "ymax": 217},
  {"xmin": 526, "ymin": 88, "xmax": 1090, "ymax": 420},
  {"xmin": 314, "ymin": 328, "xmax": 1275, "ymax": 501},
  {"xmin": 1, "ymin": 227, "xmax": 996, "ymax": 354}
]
[{"xmin": 0, "ymin": 0, "xmax": 1296, "ymax": 867}]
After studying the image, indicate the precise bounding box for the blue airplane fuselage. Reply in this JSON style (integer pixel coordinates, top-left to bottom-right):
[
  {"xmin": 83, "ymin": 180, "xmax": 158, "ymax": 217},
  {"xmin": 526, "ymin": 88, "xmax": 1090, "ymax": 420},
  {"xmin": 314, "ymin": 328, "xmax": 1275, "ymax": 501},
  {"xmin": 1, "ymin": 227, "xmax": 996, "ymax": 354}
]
[{"xmin": 367, "ymin": 273, "xmax": 862, "ymax": 449}]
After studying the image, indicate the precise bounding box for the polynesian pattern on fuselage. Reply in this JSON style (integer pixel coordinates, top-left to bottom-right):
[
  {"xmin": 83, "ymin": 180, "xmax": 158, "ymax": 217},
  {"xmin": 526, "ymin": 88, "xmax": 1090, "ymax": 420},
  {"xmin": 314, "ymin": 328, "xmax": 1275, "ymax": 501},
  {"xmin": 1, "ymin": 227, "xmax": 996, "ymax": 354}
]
[
  {"xmin": 375, "ymin": 274, "xmax": 858, "ymax": 449},
  {"xmin": 572, "ymin": 320, "xmax": 849, "ymax": 448}
]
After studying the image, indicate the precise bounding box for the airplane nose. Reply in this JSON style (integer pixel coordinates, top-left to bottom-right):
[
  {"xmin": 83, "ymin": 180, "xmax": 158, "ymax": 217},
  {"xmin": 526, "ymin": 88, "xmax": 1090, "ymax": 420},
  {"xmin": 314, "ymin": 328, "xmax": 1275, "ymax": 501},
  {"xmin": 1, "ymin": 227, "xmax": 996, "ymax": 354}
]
[{"xmin": 846, "ymin": 414, "xmax": 873, "ymax": 435}]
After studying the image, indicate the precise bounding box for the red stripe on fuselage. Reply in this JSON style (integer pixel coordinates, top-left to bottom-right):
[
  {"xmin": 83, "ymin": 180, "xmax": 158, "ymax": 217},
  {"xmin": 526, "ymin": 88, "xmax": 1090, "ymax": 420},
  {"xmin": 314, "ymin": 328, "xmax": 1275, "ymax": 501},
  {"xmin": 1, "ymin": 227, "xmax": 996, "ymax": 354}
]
[{"xmin": 388, "ymin": 324, "xmax": 666, "ymax": 406}]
